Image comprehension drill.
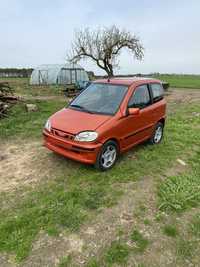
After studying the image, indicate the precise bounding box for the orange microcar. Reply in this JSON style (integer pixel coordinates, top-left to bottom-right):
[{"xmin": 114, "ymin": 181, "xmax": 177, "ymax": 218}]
[{"xmin": 43, "ymin": 78, "xmax": 166, "ymax": 170}]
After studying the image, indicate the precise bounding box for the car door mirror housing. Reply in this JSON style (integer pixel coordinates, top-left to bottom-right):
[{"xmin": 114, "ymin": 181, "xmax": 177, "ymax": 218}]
[{"xmin": 128, "ymin": 107, "xmax": 140, "ymax": 116}]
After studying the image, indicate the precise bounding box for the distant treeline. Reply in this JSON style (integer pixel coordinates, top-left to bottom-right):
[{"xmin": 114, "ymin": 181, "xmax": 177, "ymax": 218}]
[{"xmin": 0, "ymin": 68, "xmax": 33, "ymax": 78}]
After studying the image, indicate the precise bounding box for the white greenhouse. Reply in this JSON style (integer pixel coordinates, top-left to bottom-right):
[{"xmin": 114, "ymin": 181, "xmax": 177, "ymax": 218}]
[{"xmin": 30, "ymin": 64, "xmax": 89, "ymax": 85}]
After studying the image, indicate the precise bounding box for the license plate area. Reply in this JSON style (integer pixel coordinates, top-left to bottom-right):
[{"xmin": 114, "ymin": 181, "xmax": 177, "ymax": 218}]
[{"xmin": 48, "ymin": 136, "xmax": 72, "ymax": 150}]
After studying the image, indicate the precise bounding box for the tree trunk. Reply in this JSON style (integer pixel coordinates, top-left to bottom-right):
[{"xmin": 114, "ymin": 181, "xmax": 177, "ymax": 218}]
[{"xmin": 105, "ymin": 66, "xmax": 114, "ymax": 77}]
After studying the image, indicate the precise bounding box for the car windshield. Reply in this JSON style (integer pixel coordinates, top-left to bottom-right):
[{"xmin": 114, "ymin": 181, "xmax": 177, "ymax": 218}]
[{"xmin": 69, "ymin": 83, "xmax": 128, "ymax": 115}]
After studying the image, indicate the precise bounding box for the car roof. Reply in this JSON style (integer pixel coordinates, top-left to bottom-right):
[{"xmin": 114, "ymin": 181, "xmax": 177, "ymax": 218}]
[{"xmin": 93, "ymin": 77, "xmax": 161, "ymax": 86}]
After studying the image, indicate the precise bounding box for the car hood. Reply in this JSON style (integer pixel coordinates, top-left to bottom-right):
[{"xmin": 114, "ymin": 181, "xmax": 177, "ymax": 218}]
[{"xmin": 50, "ymin": 108, "xmax": 111, "ymax": 134}]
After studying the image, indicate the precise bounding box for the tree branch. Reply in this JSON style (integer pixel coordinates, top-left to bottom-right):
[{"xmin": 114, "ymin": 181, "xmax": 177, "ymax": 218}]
[{"xmin": 68, "ymin": 25, "xmax": 144, "ymax": 76}]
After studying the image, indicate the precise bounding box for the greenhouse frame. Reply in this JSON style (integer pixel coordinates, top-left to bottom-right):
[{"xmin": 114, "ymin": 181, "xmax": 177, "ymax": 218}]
[{"xmin": 30, "ymin": 64, "xmax": 89, "ymax": 85}]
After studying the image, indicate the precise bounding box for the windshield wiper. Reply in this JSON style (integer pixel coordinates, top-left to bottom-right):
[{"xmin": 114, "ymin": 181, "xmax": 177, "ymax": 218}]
[{"xmin": 70, "ymin": 104, "xmax": 94, "ymax": 114}]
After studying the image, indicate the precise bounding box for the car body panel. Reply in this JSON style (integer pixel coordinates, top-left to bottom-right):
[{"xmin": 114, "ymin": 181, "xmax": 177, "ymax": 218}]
[
  {"xmin": 43, "ymin": 129, "xmax": 102, "ymax": 163},
  {"xmin": 50, "ymin": 108, "xmax": 112, "ymax": 134}
]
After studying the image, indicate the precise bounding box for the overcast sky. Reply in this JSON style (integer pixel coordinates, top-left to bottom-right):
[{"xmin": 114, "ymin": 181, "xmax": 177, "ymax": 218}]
[{"xmin": 1, "ymin": 0, "xmax": 199, "ymax": 74}]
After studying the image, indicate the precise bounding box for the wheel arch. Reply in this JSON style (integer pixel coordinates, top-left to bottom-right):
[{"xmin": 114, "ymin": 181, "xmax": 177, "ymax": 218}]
[
  {"xmin": 103, "ymin": 137, "xmax": 121, "ymax": 152},
  {"xmin": 158, "ymin": 118, "xmax": 165, "ymax": 126}
]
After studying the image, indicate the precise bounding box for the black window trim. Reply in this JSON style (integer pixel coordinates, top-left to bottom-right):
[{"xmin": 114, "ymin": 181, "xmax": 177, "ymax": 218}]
[{"xmin": 127, "ymin": 83, "xmax": 152, "ymax": 110}]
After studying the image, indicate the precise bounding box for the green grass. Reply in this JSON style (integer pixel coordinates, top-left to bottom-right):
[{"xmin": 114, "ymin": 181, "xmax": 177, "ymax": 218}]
[
  {"xmin": 158, "ymin": 172, "xmax": 200, "ymax": 212},
  {"xmin": 85, "ymin": 241, "xmax": 130, "ymax": 267},
  {"xmin": 190, "ymin": 214, "xmax": 200, "ymax": 236},
  {"xmin": 86, "ymin": 258, "xmax": 100, "ymax": 267},
  {"xmin": 131, "ymin": 229, "xmax": 149, "ymax": 253},
  {"xmin": 85, "ymin": 231, "xmax": 149, "ymax": 266},
  {"xmin": 1, "ymin": 93, "xmax": 200, "ymax": 261},
  {"xmin": 176, "ymin": 238, "xmax": 195, "ymax": 259},
  {"xmin": 104, "ymin": 241, "xmax": 130, "ymax": 265},
  {"xmin": 86, "ymin": 242, "xmax": 131, "ymax": 267},
  {"xmin": 157, "ymin": 105, "xmax": 200, "ymax": 212},
  {"xmin": 58, "ymin": 255, "xmax": 72, "ymax": 267},
  {"xmin": 143, "ymin": 219, "xmax": 151, "ymax": 225},
  {"xmin": 174, "ymin": 215, "xmax": 200, "ymax": 262},
  {"xmin": 158, "ymin": 148, "xmax": 200, "ymax": 212},
  {"xmin": 0, "ymin": 77, "xmax": 64, "ymax": 96},
  {"xmin": 0, "ymin": 182, "xmax": 120, "ymax": 261},
  {"xmin": 162, "ymin": 225, "xmax": 178, "ymax": 237},
  {"xmin": 153, "ymin": 74, "xmax": 200, "ymax": 88},
  {"xmin": 0, "ymin": 100, "xmax": 67, "ymax": 139},
  {"xmin": 85, "ymin": 239, "xmax": 147, "ymax": 267}
]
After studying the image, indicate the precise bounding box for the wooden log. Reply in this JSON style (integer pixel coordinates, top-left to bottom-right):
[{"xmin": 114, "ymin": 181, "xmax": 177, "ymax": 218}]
[
  {"xmin": 0, "ymin": 82, "xmax": 13, "ymax": 95},
  {"xmin": 0, "ymin": 95, "xmax": 18, "ymax": 102},
  {"xmin": 0, "ymin": 82, "xmax": 17, "ymax": 118}
]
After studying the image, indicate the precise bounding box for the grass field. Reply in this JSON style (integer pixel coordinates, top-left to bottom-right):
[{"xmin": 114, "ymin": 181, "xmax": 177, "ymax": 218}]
[
  {"xmin": 0, "ymin": 77, "xmax": 64, "ymax": 96},
  {"xmin": 0, "ymin": 78, "xmax": 200, "ymax": 266},
  {"xmin": 153, "ymin": 74, "xmax": 200, "ymax": 88}
]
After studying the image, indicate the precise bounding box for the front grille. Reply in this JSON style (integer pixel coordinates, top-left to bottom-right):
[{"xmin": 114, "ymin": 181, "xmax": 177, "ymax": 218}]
[{"xmin": 51, "ymin": 128, "xmax": 74, "ymax": 141}]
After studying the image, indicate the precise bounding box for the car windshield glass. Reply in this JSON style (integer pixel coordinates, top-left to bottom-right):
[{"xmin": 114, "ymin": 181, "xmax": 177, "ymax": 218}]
[{"xmin": 69, "ymin": 83, "xmax": 128, "ymax": 115}]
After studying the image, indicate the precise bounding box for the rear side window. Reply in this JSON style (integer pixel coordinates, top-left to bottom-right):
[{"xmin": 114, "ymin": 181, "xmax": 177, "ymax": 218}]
[
  {"xmin": 128, "ymin": 84, "xmax": 150, "ymax": 109},
  {"xmin": 151, "ymin": 83, "xmax": 164, "ymax": 102}
]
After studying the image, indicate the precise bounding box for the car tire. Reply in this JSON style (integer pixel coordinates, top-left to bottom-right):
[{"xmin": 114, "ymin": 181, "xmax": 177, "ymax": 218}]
[
  {"xmin": 95, "ymin": 140, "xmax": 118, "ymax": 171},
  {"xmin": 149, "ymin": 122, "xmax": 164, "ymax": 145}
]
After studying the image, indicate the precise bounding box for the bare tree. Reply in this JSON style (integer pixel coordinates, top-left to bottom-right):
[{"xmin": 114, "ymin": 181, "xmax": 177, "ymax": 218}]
[{"xmin": 68, "ymin": 25, "xmax": 144, "ymax": 77}]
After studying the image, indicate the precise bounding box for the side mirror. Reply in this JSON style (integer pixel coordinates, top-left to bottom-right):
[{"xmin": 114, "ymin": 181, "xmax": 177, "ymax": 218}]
[{"xmin": 128, "ymin": 107, "xmax": 140, "ymax": 116}]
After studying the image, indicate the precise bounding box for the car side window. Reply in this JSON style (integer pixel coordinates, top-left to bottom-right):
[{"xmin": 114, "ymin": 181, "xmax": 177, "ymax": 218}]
[
  {"xmin": 151, "ymin": 83, "xmax": 164, "ymax": 102},
  {"xmin": 128, "ymin": 84, "xmax": 151, "ymax": 109}
]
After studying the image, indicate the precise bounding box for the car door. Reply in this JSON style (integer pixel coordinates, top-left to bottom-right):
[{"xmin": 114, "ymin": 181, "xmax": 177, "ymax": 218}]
[
  {"xmin": 120, "ymin": 84, "xmax": 155, "ymax": 150},
  {"xmin": 149, "ymin": 83, "xmax": 166, "ymax": 122}
]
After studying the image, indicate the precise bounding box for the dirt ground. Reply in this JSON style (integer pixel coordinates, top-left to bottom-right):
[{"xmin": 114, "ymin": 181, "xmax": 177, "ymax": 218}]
[
  {"xmin": 0, "ymin": 141, "xmax": 43, "ymax": 192},
  {"xmin": 1, "ymin": 88, "xmax": 200, "ymax": 267}
]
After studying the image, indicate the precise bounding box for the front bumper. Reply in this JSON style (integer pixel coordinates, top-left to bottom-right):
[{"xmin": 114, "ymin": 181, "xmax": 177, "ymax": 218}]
[{"xmin": 43, "ymin": 130, "xmax": 102, "ymax": 164}]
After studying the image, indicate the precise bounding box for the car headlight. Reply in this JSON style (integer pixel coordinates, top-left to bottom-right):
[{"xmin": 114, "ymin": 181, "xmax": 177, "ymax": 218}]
[
  {"xmin": 44, "ymin": 119, "xmax": 51, "ymax": 132},
  {"xmin": 74, "ymin": 131, "xmax": 98, "ymax": 142}
]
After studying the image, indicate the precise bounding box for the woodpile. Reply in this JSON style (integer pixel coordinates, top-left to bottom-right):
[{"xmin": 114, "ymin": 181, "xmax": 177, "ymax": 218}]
[{"xmin": 0, "ymin": 82, "xmax": 18, "ymax": 118}]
